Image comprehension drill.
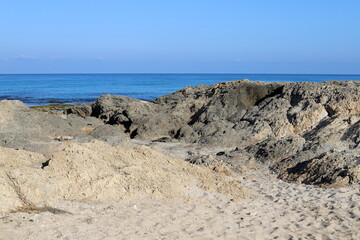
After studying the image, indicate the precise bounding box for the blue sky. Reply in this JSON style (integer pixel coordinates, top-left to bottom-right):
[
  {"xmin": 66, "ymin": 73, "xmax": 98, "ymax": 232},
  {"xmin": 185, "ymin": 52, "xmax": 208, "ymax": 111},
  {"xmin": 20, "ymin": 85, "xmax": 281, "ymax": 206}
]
[{"xmin": 0, "ymin": 0, "xmax": 359, "ymax": 74}]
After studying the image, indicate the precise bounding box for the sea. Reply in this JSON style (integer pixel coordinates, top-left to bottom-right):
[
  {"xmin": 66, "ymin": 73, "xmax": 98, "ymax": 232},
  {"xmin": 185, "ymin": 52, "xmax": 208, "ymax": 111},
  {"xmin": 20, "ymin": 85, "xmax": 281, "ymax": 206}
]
[{"xmin": 0, "ymin": 74, "xmax": 359, "ymax": 106}]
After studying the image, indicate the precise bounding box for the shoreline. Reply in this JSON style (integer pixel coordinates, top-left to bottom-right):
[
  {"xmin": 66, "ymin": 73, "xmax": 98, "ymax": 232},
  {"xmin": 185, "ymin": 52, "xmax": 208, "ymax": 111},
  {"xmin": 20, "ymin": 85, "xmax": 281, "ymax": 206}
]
[
  {"xmin": 30, "ymin": 103, "xmax": 74, "ymax": 112},
  {"xmin": 1, "ymin": 75, "xmax": 360, "ymax": 108},
  {"xmin": 0, "ymin": 79, "xmax": 359, "ymax": 239}
]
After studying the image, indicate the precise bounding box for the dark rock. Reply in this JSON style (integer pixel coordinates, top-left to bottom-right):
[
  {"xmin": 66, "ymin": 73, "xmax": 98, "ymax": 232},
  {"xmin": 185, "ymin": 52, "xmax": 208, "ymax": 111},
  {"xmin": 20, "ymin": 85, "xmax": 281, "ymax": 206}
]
[
  {"xmin": 185, "ymin": 155, "xmax": 219, "ymax": 167},
  {"xmin": 245, "ymin": 135, "xmax": 306, "ymax": 163},
  {"xmin": 273, "ymin": 151, "xmax": 360, "ymax": 187},
  {"xmin": 66, "ymin": 104, "xmax": 92, "ymax": 118}
]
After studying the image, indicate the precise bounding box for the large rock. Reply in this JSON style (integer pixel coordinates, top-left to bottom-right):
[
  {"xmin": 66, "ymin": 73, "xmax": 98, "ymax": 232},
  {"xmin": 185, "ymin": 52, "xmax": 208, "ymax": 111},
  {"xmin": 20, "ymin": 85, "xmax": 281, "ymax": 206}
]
[
  {"xmin": 0, "ymin": 100, "xmax": 125, "ymax": 153},
  {"xmin": 83, "ymin": 80, "xmax": 283, "ymax": 144},
  {"xmin": 65, "ymin": 104, "xmax": 92, "ymax": 118},
  {"xmin": 74, "ymin": 80, "xmax": 360, "ymax": 187},
  {"xmin": 273, "ymin": 151, "xmax": 360, "ymax": 187}
]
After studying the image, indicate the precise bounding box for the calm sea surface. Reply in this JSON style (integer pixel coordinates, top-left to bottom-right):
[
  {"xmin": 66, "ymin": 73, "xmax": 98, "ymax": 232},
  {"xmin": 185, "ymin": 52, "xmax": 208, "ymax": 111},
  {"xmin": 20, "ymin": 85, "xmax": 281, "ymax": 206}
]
[{"xmin": 0, "ymin": 74, "xmax": 359, "ymax": 106}]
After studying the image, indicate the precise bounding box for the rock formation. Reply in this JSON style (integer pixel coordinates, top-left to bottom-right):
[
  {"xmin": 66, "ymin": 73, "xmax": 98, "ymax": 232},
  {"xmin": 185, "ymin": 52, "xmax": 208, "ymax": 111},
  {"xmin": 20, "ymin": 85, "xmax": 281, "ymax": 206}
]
[
  {"xmin": 0, "ymin": 79, "xmax": 358, "ymax": 212},
  {"xmin": 0, "ymin": 100, "xmax": 126, "ymax": 154},
  {"xmin": 66, "ymin": 80, "xmax": 359, "ymax": 187}
]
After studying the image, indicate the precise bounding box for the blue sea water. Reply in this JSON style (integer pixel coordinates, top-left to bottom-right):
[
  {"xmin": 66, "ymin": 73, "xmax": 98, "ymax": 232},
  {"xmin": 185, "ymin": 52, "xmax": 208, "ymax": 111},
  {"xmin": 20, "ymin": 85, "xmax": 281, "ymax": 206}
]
[{"xmin": 0, "ymin": 74, "xmax": 359, "ymax": 106}]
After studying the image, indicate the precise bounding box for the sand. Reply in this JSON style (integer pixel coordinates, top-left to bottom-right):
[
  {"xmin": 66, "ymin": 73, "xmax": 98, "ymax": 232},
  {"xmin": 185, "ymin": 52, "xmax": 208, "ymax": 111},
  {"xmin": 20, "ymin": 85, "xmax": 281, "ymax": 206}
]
[
  {"xmin": 0, "ymin": 141, "xmax": 248, "ymax": 212},
  {"xmin": 0, "ymin": 169, "xmax": 358, "ymax": 240},
  {"xmin": 1, "ymin": 83, "xmax": 359, "ymax": 240}
]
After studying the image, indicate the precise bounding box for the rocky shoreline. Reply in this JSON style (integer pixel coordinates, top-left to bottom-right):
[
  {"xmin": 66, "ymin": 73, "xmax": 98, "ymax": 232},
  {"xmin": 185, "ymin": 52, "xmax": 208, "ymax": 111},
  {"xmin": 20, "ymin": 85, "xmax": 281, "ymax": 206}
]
[
  {"xmin": 0, "ymin": 79, "xmax": 359, "ymax": 239},
  {"xmin": 67, "ymin": 79, "xmax": 360, "ymax": 187}
]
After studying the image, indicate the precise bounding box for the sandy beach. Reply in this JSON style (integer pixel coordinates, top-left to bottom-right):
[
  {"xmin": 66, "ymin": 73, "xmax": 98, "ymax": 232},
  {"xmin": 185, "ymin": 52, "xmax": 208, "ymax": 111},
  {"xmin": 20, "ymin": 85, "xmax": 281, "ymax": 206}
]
[
  {"xmin": 0, "ymin": 80, "xmax": 359, "ymax": 239},
  {"xmin": 2, "ymin": 0, "xmax": 360, "ymax": 238},
  {"xmin": 1, "ymin": 168, "xmax": 358, "ymax": 240}
]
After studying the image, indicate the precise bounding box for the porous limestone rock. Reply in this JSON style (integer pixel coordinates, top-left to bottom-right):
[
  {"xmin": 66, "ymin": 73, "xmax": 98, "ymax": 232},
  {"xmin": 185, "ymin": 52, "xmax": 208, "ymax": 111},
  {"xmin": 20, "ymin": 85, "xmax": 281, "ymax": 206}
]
[{"xmin": 81, "ymin": 80, "xmax": 359, "ymax": 187}]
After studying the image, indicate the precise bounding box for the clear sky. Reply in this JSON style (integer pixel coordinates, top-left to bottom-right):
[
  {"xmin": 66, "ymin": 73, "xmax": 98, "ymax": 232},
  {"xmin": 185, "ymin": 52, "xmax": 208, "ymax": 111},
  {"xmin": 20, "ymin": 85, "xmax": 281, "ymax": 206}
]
[{"xmin": 0, "ymin": 0, "xmax": 359, "ymax": 74}]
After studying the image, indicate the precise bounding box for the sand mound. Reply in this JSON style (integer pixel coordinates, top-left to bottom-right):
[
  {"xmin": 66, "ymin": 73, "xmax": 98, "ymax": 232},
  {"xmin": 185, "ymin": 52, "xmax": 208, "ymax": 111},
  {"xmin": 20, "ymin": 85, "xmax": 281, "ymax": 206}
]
[{"xmin": 0, "ymin": 141, "xmax": 247, "ymax": 212}]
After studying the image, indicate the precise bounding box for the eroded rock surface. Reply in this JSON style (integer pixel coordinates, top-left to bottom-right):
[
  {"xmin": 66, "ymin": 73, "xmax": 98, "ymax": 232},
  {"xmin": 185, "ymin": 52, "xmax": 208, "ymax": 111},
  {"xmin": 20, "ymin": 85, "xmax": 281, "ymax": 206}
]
[
  {"xmin": 0, "ymin": 100, "xmax": 125, "ymax": 153},
  {"xmin": 84, "ymin": 81, "xmax": 283, "ymax": 143},
  {"xmin": 1, "ymin": 80, "xmax": 359, "ymax": 191},
  {"xmin": 68, "ymin": 80, "xmax": 360, "ymax": 187}
]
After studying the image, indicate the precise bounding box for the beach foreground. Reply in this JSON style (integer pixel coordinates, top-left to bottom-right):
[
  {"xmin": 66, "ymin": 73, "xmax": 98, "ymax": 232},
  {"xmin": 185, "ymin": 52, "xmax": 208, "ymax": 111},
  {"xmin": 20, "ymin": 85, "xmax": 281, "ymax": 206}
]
[
  {"xmin": 1, "ymin": 169, "xmax": 358, "ymax": 240},
  {"xmin": 0, "ymin": 80, "xmax": 359, "ymax": 239}
]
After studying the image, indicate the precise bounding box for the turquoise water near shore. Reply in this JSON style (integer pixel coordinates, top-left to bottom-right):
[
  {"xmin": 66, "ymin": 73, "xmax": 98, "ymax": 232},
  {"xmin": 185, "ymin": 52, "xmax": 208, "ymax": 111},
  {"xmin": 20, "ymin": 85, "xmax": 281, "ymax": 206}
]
[{"xmin": 0, "ymin": 74, "xmax": 359, "ymax": 106}]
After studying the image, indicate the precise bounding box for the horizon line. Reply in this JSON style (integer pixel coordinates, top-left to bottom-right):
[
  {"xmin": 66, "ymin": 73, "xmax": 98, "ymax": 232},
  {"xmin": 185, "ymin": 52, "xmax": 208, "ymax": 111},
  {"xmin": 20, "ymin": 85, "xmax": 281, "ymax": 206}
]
[{"xmin": 1, "ymin": 73, "xmax": 360, "ymax": 75}]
